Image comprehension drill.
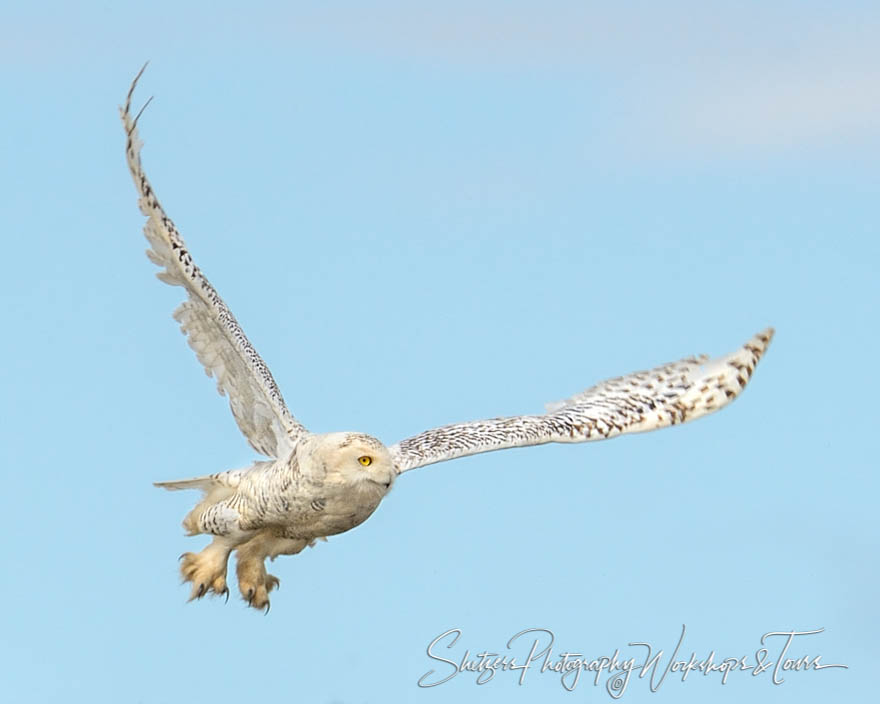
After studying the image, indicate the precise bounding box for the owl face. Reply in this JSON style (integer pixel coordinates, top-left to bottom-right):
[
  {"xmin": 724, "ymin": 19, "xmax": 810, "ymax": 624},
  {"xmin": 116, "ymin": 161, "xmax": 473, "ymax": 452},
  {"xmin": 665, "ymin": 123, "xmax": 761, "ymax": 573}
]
[{"xmin": 307, "ymin": 432, "xmax": 396, "ymax": 492}]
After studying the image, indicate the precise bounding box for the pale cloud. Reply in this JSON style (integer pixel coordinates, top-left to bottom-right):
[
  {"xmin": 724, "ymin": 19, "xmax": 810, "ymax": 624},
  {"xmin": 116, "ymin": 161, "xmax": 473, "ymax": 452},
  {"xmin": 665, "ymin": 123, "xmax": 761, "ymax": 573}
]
[
  {"xmin": 667, "ymin": 66, "xmax": 880, "ymax": 151},
  {"xmin": 280, "ymin": 2, "xmax": 880, "ymax": 155},
  {"xmin": 6, "ymin": 1, "xmax": 879, "ymax": 156}
]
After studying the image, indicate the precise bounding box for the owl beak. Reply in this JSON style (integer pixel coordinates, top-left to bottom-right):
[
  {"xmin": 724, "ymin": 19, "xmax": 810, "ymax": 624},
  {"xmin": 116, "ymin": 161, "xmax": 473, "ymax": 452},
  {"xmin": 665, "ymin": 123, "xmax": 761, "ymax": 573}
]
[{"xmin": 367, "ymin": 477, "xmax": 392, "ymax": 491}]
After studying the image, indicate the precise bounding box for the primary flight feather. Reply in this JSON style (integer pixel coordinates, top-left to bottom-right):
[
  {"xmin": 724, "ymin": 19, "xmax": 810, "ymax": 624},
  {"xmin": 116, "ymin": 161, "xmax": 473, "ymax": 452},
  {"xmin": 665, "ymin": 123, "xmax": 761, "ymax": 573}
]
[{"xmin": 122, "ymin": 68, "xmax": 773, "ymax": 611}]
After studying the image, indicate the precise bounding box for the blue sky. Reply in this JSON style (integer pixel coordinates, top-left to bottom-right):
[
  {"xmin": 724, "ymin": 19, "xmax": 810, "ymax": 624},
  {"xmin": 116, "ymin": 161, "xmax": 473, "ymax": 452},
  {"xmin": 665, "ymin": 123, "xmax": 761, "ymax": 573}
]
[{"xmin": 1, "ymin": 1, "xmax": 877, "ymax": 702}]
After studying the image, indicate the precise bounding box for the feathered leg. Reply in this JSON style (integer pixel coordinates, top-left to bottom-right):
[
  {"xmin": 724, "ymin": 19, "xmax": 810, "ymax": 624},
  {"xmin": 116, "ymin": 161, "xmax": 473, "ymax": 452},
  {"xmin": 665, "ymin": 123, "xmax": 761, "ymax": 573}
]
[
  {"xmin": 179, "ymin": 523, "xmax": 259, "ymax": 602},
  {"xmin": 235, "ymin": 530, "xmax": 309, "ymax": 611}
]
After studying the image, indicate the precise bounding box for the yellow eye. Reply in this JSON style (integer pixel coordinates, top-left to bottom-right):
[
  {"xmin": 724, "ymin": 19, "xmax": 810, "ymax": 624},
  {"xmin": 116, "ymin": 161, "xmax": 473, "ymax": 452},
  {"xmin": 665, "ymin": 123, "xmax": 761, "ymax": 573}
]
[{"xmin": 358, "ymin": 456, "xmax": 373, "ymax": 466}]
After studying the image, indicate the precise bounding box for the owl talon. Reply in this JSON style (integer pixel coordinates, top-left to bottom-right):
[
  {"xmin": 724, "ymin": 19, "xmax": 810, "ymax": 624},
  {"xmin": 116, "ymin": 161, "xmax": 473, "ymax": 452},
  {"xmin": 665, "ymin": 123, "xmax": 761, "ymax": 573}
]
[
  {"xmin": 243, "ymin": 585, "xmax": 271, "ymax": 611},
  {"xmin": 179, "ymin": 541, "xmax": 232, "ymax": 602},
  {"xmin": 237, "ymin": 557, "xmax": 277, "ymax": 611}
]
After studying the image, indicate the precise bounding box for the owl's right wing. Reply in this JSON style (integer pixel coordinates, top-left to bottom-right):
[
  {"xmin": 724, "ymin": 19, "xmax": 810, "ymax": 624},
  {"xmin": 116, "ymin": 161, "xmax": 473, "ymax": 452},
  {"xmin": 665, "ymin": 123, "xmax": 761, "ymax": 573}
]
[
  {"xmin": 121, "ymin": 66, "xmax": 308, "ymax": 458},
  {"xmin": 389, "ymin": 328, "xmax": 773, "ymax": 473}
]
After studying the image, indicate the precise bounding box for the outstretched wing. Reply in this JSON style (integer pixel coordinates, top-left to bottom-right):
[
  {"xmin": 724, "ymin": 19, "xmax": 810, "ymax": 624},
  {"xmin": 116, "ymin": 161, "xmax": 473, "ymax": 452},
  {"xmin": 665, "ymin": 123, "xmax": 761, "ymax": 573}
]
[
  {"xmin": 389, "ymin": 328, "xmax": 773, "ymax": 473},
  {"xmin": 121, "ymin": 67, "xmax": 308, "ymax": 458}
]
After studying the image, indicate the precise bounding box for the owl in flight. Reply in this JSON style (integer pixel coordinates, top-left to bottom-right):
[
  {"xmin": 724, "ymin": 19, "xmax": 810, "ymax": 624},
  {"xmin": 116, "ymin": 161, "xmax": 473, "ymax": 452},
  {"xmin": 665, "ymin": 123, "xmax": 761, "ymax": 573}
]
[{"xmin": 122, "ymin": 68, "xmax": 773, "ymax": 611}]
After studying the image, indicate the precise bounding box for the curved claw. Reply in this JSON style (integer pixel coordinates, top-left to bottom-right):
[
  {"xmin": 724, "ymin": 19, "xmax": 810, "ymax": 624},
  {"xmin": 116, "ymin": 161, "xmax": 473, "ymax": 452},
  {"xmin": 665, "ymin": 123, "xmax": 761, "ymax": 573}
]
[
  {"xmin": 187, "ymin": 582, "xmax": 206, "ymax": 602},
  {"xmin": 179, "ymin": 546, "xmax": 230, "ymax": 605},
  {"xmin": 264, "ymin": 602, "xmax": 271, "ymax": 615}
]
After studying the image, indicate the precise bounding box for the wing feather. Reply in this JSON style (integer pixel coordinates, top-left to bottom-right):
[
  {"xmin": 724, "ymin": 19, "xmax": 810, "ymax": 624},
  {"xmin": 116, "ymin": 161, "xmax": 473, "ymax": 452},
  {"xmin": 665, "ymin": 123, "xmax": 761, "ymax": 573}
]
[
  {"xmin": 389, "ymin": 328, "xmax": 773, "ymax": 473},
  {"xmin": 121, "ymin": 66, "xmax": 307, "ymax": 458}
]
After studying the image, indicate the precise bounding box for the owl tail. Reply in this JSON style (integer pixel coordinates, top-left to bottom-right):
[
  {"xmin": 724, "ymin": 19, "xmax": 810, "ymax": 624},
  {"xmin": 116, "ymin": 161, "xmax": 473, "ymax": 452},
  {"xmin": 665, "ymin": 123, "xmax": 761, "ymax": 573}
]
[
  {"xmin": 154, "ymin": 466, "xmax": 249, "ymax": 493},
  {"xmin": 154, "ymin": 473, "xmax": 241, "ymax": 536},
  {"xmin": 153, "ymin": 476, "xmax": 216, "ymax": 492}
]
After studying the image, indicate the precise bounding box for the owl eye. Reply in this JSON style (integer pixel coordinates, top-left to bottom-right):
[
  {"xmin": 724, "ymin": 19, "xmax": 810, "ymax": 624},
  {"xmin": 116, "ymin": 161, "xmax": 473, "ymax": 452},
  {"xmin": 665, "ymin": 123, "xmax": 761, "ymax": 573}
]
[{"xmin": 358, "ymin": 456, "xmax": 373, "ymax": 466}]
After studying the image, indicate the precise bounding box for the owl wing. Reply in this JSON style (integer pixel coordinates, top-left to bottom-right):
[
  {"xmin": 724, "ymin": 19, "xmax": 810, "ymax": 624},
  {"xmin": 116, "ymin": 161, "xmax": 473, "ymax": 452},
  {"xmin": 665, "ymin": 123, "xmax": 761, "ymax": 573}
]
[
  {"xmin": 121, "ymin": 66, "xmax": 307, "ymax": 458},
  {"xmin": 389, "ymin": 328, "xmax": 773, "ymax": 473}
]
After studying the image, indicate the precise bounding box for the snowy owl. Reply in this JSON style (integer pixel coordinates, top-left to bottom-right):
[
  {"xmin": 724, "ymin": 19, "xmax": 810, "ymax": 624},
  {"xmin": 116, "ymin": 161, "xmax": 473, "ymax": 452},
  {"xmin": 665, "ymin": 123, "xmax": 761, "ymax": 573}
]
[{"xmin": 122, "ymin": 68, "xmax": 773, "ymax": 611}]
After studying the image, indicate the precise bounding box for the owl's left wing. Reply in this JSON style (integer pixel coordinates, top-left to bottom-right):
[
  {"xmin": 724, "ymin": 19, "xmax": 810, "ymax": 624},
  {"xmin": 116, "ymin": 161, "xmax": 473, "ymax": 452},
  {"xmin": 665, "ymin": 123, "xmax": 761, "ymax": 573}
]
[
  {"xmin": 121, "ymin": 67, "xmax": 308, "ymax": 458},
  {"xmin": 389, "ymin": 328, "xmax": 773, "ymax": 473}
]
